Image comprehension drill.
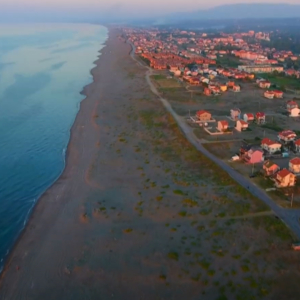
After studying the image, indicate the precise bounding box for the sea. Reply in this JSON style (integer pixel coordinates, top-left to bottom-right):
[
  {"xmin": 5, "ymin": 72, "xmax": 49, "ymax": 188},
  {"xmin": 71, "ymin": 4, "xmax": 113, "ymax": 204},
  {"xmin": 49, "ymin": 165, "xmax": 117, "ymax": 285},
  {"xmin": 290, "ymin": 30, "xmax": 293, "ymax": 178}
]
[{"xmin": 0, "ymin": 23, "xmax": 108, "ymax": 271}]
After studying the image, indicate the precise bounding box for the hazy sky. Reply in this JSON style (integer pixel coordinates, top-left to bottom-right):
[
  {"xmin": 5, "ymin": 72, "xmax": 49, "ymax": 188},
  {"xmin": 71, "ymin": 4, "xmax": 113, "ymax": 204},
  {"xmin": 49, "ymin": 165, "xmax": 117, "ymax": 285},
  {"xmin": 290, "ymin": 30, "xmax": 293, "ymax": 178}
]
[{"xmin": 0, "ymin": 0, "xmax": 300, "ymax": 21}]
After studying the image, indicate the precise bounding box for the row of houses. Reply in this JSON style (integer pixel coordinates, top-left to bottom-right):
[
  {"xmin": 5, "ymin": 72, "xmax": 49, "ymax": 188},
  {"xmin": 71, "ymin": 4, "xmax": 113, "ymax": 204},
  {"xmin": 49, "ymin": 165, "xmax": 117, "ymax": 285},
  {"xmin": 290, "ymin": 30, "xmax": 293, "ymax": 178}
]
[{"xmin": 124, "ymin": 27, "xmax": 299, "ymax": 79}]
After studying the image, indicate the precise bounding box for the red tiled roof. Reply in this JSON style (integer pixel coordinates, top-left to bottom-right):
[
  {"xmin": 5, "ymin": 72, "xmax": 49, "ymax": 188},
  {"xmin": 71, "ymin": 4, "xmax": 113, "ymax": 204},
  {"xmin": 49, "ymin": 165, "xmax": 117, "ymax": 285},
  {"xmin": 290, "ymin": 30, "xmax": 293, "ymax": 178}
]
[
  {"xmin": 239, "ymin": 120, "xmax": 248, "ymax": 125},
  {"xmin": 295, "ymin": 139, "xmax": 300, "ymax": 146},
  {"xmin": 290, "ymin": 157, "xmax": 300, "ymax": 165},
  {"xmin": 277, "ymin": 168, "xmax": 292, "ymax": 178},
  {"xmin": 219, "ymin": 120, "xmax": 228, "ymax": 126},
  {"xmin": 245, "ymin": 113, "xmax": 254, "ymax": 118},
  {"xmin": 261, "ymin": 138, "xmax": 279, "ymax": 146},
  {"xmin": 256, "ymin": 112, "xmax": 265, "ymax": 118},
  {"xmin": 279, "ymin": 130, "xmax": 296, "ymax": 137},
  {"xmin": 197, "ymin": 110, "xmax": 210, "ymax": 116}
]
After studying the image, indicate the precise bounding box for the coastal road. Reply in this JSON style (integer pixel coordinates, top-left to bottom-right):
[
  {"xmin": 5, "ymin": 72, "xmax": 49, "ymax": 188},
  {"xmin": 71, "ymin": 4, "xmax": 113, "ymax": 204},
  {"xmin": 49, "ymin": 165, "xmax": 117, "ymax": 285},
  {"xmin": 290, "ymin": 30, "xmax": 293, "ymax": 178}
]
[{"xmin": 129, "ymin": 42, "xmax": 300, "ymax": 239}]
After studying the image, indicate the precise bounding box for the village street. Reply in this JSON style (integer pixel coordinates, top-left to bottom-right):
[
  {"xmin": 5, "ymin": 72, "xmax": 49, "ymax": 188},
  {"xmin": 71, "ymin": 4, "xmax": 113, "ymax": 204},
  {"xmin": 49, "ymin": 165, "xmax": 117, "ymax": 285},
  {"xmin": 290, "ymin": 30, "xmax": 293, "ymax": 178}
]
[{"xmin": 130, "ymin": 43, "xmax": 300, "ymax": 240}]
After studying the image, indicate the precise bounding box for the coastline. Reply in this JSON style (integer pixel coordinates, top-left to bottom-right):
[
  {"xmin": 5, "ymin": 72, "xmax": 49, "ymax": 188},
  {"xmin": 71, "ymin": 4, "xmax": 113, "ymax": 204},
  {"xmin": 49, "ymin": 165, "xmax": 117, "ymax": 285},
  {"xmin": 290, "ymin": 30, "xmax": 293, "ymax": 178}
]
[
  {"xmin": 0, "ymin": 29, "xmax": 110, "ymax": 287},
  {"xmin": 1, "ymin": 25, "xmax": 298, "ymax": 300}
]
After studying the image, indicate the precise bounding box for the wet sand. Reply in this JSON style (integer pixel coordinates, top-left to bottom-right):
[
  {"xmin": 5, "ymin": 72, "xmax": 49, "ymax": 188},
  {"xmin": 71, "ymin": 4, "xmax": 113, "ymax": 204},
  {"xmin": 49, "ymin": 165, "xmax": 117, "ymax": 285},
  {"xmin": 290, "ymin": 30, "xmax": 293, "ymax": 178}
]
[{"xmin": 1, "ymin": 28, "xmax": 300, "ymax": 300}]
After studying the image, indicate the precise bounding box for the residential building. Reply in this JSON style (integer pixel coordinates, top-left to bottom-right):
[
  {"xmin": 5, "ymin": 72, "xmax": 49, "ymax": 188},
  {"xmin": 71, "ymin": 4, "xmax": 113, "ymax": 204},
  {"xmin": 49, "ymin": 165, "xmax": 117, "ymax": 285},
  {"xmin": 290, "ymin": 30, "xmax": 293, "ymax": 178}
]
[
  {"xmin": 204, "ymin": 87, "xmax": 212, "ymax": 96},
  {"xmin": 278, "ymin": 130, "xmax": 297, "ymax": 143},
  {"xmin": 264, "ymin": 90, "xmax": 274, "ymax": 99},
  {"xmin": 244, "ymin": 149, "xmax": 264, "ymax": 164},
  {"xmin": 238, "ymin": 65, "xmax": 284, "ymax": 73},
  {"xmin": 287, "ymin": 101, "xmax": 298, "ymax": 112},
  {"xmin": 243, "ymin": 113, "xmax": 254, "ymax": 123},
  {"xmin": 289, "ymin": 158, "xmax": 300, "ymax": 174},
  {"xmin": 274, "ymin": 169, "xmax": 296, "ymax": 188},
  {"xmin": 263, "ymin": 160, "xmax": 280, "ymax": 176},
  {"xmin": 236, "ymin": 120, "xmax": 248, "ymax": 131},
  {"xmin": 256, "ymin": 112, "xmax": 266, "ymax": 124},
  {"xmin": 231, "ymin": 108, "xmax": 241, "ymax": 121},
  {"xmin": 261, "ymin": 138, "xmax": 281, "ymax": 154},
  {"xmin": 290, "ymin": 107, "xmax": 300, "ymax": 117},
  {"xmin": 273, "ymin": 90, "xmax": 283, "ymax": 98},
  {"xmin": 219, "ymin": 84, "xmax": 227, "ymax": 92},
  {"xmin": 217, "ymin": 120, "xmax": 229, "ymax": 132},
  {"xmin": 232, "ymin": 85, "xmax": 241, "ymax": 92},
  {"xmin": 196, "ymin": 110, "xmax": 212, "ymax": 121},
  {"xmin": 294, "ymin": 139, "xmax": 300, "ymax": 152},
  {"xmin": 259, "ymin": 80, "xmax": 271, "ymax": 89}
]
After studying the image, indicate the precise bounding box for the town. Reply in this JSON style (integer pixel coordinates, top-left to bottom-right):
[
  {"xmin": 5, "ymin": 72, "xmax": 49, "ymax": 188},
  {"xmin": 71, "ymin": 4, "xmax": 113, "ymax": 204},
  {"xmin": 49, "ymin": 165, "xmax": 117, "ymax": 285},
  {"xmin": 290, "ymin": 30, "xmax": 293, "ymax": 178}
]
[{"xmin": 123, "ymin": 26, "xmax": 300, "ymax": 207}]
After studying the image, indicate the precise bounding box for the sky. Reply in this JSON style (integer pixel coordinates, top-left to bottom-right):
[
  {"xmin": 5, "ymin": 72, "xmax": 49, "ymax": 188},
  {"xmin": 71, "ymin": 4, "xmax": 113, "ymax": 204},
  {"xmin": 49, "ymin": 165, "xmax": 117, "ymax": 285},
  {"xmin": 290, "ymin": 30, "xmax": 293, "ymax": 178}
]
[{"xmin": 0, "ymin": 0, "xmax": 300, "ymax": 22}]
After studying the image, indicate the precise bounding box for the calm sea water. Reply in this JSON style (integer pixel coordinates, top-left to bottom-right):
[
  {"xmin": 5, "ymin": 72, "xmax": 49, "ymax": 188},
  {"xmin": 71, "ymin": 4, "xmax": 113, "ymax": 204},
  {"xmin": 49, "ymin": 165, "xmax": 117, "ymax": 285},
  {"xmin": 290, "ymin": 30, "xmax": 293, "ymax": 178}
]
[{"xmin": 0, "ymin": 23, "xmax": 108, "ymax": 270}]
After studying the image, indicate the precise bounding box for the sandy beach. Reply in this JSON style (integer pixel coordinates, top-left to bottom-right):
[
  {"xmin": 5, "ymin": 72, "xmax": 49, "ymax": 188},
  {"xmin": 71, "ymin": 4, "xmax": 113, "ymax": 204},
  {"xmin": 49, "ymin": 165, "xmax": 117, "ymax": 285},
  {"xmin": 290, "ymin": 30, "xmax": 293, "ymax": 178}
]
[{"xmin": 1, "ymin": 28, "xmax": 300, "ymax": 300}]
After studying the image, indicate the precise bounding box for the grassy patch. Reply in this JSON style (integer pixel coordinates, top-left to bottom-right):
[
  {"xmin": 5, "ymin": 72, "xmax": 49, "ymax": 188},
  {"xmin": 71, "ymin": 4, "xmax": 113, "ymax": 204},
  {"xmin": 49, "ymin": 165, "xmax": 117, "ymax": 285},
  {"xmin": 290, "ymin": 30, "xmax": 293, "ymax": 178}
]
[
  {"xmin": 173, "ymin": 189, "xmax": 186, "ymax": 196},
  {"xmin": 168, "ymin": 251, "xmax": 179, "ymax": 261}
]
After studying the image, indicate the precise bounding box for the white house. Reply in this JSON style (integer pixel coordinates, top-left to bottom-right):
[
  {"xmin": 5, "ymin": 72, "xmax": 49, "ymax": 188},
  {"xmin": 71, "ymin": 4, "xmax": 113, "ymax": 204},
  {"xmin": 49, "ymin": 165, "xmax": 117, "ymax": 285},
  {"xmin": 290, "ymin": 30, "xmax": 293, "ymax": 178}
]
[
  {"xmin": 261, "ymin": 138, "xmax": 282, "ymax": 154},
  {"xmin": 290, "ymin": 107, "xmax": 300, "ymax": 117}
]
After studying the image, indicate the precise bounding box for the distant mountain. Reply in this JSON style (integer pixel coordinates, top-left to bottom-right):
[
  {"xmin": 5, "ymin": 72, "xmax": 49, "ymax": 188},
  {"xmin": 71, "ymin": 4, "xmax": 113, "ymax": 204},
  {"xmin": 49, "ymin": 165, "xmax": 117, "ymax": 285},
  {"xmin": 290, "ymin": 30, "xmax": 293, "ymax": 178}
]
[{"xmin": 166, "ymin": 3, "xmax": 300, "ymax": 22}]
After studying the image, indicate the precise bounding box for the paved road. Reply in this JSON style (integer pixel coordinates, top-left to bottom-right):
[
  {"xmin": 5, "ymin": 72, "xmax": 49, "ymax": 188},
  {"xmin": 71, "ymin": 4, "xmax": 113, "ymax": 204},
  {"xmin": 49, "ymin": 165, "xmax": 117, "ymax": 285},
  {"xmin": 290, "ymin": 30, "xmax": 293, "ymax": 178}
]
[{"xmin": 128, "ymin": 42, "xmax": 300, "ymax": 239}]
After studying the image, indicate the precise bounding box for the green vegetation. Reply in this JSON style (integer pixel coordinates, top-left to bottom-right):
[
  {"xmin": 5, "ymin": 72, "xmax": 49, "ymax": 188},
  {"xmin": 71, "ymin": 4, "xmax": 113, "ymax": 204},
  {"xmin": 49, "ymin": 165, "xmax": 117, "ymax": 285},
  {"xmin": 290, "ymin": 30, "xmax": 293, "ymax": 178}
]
[
  {"xmin": 173, "ymin": 189, "xmax": 185, "ymax": 196},
  {"xmin": 178, "ymin": 210, "xmax": 187, "ymax": 217},
  {"xmin": 216, "ymin": 55, "xmax": 241, "ymax": 68},
  {"xmin": 168, "ymin": 251, "xmax": 179, "ymax": 261},
  {"xmin": 260, "ymin": 72, "xmax": 300, "ymax": 90},
  {"xmin": 152, "ymin": 74, "xmax": 165, "ymax": 80},
  {"xmin": 253, "ymin": 216, "xmax": 293, "ymax": 240}
]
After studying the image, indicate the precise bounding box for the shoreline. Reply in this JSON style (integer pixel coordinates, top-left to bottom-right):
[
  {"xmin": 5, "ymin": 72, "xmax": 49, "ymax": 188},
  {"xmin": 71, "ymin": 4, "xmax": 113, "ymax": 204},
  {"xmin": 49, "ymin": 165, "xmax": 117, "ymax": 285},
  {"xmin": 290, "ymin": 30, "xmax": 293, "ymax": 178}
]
[
  {"xmin": 0, "ymin": 28, "xmax": 110, "ymax": 281},
  {"xmin": 1, "ymin": 26, "xmax": 297, "ymax": 300}
]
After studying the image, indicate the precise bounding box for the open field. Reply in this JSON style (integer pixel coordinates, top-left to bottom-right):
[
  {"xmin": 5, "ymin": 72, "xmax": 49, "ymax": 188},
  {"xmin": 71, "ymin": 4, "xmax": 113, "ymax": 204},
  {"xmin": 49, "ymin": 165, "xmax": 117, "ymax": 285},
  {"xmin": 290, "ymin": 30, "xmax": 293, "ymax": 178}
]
[
  {"xmin": 151, "ymin": 74, "xmax": 182, "ymax": 88},
  {"xmin": 260, "ymin": 73, "xmax": 300, "ymax": 91},
  {"xmin": 216, "ymin": 55, "xmax": 241, "ymax": 68}
]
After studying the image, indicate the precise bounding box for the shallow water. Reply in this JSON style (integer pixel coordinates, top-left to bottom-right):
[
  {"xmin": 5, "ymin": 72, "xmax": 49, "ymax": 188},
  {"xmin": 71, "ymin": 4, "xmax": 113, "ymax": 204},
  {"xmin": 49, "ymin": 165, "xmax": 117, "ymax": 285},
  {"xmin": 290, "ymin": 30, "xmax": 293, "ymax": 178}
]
[{"xmin": 0, "ymin": 23, "xmax": 107, "ymax": 270}]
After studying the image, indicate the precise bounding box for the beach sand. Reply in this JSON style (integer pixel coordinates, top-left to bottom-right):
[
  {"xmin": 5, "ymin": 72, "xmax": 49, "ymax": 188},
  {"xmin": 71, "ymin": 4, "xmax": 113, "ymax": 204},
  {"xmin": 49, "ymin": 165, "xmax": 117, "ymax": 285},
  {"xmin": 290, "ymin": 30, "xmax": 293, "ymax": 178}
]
[{"xmin": 1, "ymin": 28, "xmax": 300, "ymax": 300}]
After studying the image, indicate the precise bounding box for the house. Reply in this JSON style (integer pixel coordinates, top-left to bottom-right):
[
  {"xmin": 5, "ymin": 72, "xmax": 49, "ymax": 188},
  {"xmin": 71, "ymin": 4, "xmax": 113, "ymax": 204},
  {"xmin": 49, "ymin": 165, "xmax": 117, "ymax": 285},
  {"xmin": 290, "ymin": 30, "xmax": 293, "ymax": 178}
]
[
  {"xmin": 273, "ymin": 90, "xmax": 283, "ymax": 98},
  {"xmin": 244, "ymin": 149, "xmax": 264, "ymax": 164},
  {"xmin": 244, "ymin": 113, "xmax": 254, "ymax": 123},
  {"xmin": 263, "ymin": 160, "xmax": 280, "ymax": 176},
  {"xmin": 204, "ymin": 87, "xmax": 212, "ymax": 96},
  {"xmin": 219, "ymin": 84, "xmax": 227, "ymax": 92},
  {"xmin": 217, "ymin": 120, "xmax": 229, "ymax": 132},
  {"xmin": 231, "ymin": 108, "xmax": 241, "ymax": 121},
  {"xmin": 294, "ymin": 139, "xmax": 300, "ymax": 152},
  {"xmin": 232, "ymin": 85, "xmax": 241, "ymax": 92},
  {"xmin": 264, "ymin": 90, "xmax": 274, "ymax": 99},
  {"xmin": 290, "ymin": 107, "xmax": 300, "ymax": 117},
  {"xmin": 256, "ymin": 112, "xmax": 266, "ymax": 124},
  {"xmin": 240, "ymin": 144, "xmax": 252, "ymax": 157},
  {"xmin": 196, "ymin": 110, "xmax": 212, "ymax": 121},
  {"xmin": 210, "ymin": 85, "xmax": 221, "ymax": 95},
  {"xmin": 274, "ymin": 169, "xmax": 296, "ymax": 188},
  {"xmin": 236, "ymin": 120, "xmax": 248, "ymax": 131},
  {"xmin": 289, "ymin": 157, "xmax": 300, "ymax": 174},
  {"xmin": 278, "ymin": 130, "xmax": 297, "ymax": 143},
  {"xmin": 261, "ymin": 138, "xmax": 281, "ymax": 154},
  {"xmin": 287, "ymin": 101, "xmax": 298, "ymax": 112},
  {"xmin": 259, "ymin": 80, "xmax": 271, "ymax": 89},
  {"xmin": 227, "ymin": 81, "xmax": 235, "ymax": 87}
]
